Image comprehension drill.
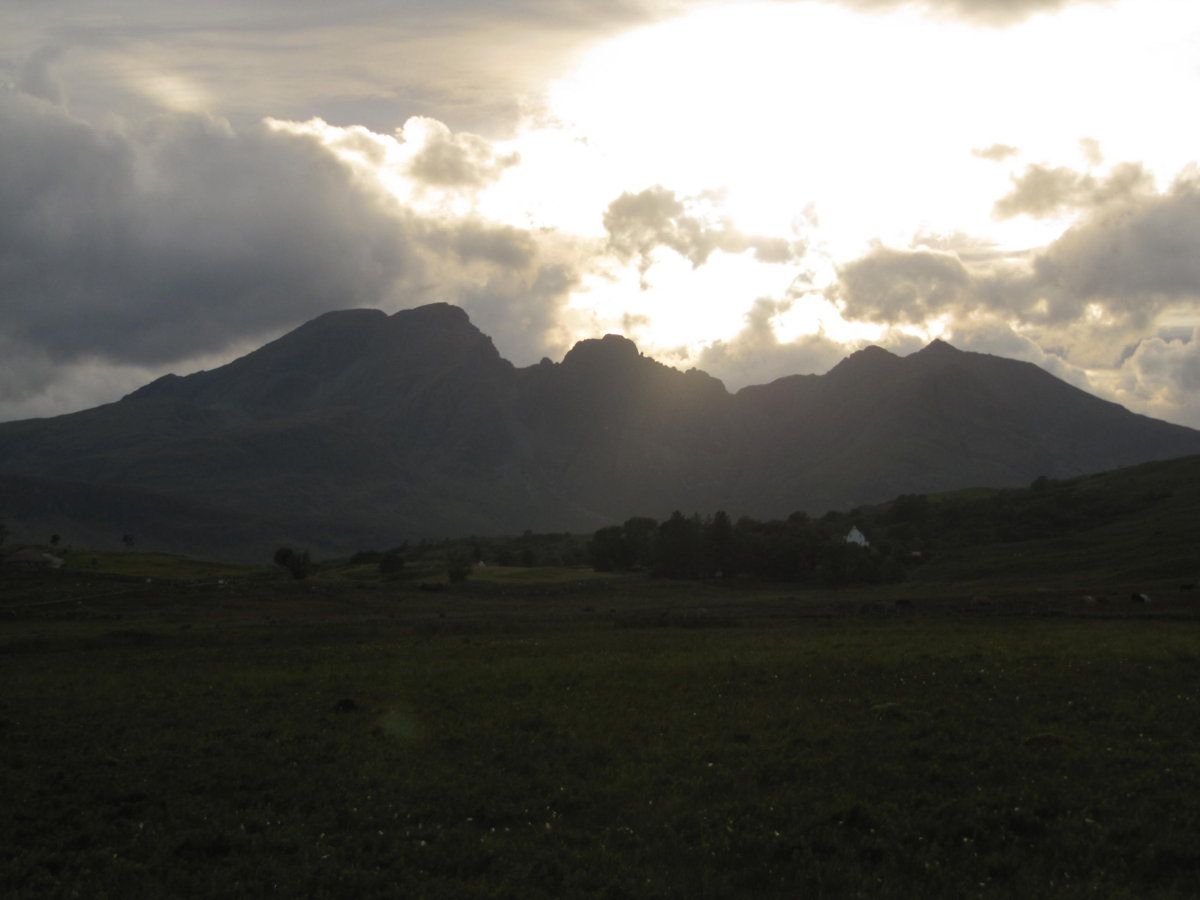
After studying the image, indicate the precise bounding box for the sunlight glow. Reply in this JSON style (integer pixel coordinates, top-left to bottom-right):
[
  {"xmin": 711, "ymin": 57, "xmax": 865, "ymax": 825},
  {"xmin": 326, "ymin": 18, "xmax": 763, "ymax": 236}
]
[
  {"xmin": 547, "ymin": 0, "xmax": 1200, "ymax": 257},
  {"xmin": 274, "ymin": 0, "xmax": 1200, "ymax": 375}
]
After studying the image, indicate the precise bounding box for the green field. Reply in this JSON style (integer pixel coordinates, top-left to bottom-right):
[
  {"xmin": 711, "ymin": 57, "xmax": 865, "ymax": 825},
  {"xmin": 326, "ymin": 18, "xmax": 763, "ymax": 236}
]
[{"xmin": 3, "ymin": 565, "xmax": 1200, "ymax": 897}]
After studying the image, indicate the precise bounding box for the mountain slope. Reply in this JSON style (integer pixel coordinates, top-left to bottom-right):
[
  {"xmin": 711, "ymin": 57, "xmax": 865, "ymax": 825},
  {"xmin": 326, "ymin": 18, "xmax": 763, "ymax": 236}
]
[{"xmin": 1, "ymin": 304, "xmax": 1198, "ymax": 557}]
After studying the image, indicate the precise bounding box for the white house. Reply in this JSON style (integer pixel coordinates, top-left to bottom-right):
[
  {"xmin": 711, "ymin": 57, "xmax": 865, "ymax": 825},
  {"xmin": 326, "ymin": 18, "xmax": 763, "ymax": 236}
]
[{"xmin": 845, "ymin": 526, "xmax": 869, "ymax": 547}]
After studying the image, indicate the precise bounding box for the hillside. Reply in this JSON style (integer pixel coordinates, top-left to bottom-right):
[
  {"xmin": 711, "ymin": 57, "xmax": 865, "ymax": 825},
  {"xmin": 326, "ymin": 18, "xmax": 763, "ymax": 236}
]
[
  {"xmin": 891, "ymin": 454, "xmax": 1200, "ymax": 587},
  {"xmin": 1, "ymin": 303, "xmax": 1199, "ymax": 559}
]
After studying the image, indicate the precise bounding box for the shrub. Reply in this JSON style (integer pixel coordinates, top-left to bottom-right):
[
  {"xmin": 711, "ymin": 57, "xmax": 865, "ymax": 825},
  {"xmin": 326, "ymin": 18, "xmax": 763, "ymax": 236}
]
[
  {"xmin": 273, "ymin": 547, "xmax": 312, "ymax": 580},
  {"xmin": 446, "ymin": 550, "xmax": 472, "ymax": 584}
]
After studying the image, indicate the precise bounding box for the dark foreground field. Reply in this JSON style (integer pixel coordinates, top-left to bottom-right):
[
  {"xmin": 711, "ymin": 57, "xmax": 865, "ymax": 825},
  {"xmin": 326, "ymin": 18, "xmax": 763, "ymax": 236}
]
[{"xmin": 3, "ymin": 570, "xmax": 1200, "ymax": 897}]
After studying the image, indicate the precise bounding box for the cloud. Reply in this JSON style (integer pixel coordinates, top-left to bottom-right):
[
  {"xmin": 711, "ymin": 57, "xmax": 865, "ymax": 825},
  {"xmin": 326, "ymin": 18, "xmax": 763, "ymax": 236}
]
[
  {"xmin": 973, "ymin": 143, "xmax": 1020, "ymax": 162},
  {"xmin": 402, "ymin": 117, "xmax": 519, "ymax": 189},
  {"xmin": 0, "ymin": 91, "xmax": 421, "ymax": 367},
  {"xmin": 833, "ymin": 245, "xmax": 974, "ymax": 325},
  {"xmin": 1079, "ymin": 137, "xmax": 1103, "ymax": 167},
  {"xmin": 1025, "ymin": 170, "xmax": 1200, "ymax": 326},
  {"xmin": 1123, "ymin": 329, "xmax": 1200, "ymax": 392},
  {"xmin": 1, "ymin": 2, "xmax": 665, "ymax": 135},
  {"xmin": 271, "ymin": 115, "xmax": 520, "ymax": 204},
  {"xmin": 836, "ymin": 167, "xmax": 1200, "ymax": 337},
  {"xmin": 454, "ymin": 261, "xmax": 583, "ymax": 366},
  {"xmin": 1100, "ymin": 329, "xmax": 1200, "ymax": 427},
  {"xmin": 994, "ymin": 161, "xmax": 1155, "ymax": 219},
  {"xmin": 841, "ymin": 0, "xmax": 1108, "ymax": 25},
  {"xmin": 1, "ymin": 0, "xmax": 1115, "ymax": 154},
  {"xmin": 911, "ymin": 230, "xmax": 1016, "ymax": 263},
  {"xmin": 16, "ymin": 45, "xmax": 66, "ymax": 104},
  {"xmin": 694, "ymin": 299, "xmax": 846, "ymax": 389},
  {"xmin": 603, "ymin": 186, "xmax": 800, "ymax": 284}
]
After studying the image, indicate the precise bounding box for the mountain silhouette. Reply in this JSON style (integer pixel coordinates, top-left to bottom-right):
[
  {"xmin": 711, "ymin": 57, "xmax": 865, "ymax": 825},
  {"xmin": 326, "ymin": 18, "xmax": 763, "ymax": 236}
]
[{"xmin": 2, "ymin": 303, "xmax": 1198, "ymax": 559}]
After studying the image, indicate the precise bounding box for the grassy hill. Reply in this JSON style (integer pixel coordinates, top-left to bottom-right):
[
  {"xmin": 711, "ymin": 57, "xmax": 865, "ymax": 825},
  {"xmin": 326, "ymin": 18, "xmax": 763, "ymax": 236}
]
[{"xmin": 852, "ymin": 453, "xmax": 1200, "ymax": 589}]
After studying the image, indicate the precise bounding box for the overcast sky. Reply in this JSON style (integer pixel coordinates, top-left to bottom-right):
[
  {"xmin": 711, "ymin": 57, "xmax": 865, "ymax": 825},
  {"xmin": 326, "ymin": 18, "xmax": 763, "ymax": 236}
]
[{"xmin": 3, "ymin": 0, "xmax": 1200, "ymax": 426}]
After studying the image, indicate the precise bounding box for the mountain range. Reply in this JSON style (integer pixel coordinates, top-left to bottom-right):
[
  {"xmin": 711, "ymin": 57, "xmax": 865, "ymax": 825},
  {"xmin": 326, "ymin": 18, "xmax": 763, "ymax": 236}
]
[{"xmin": 2, "ymin": 302, "xmax": 1199, "ymax": 560}]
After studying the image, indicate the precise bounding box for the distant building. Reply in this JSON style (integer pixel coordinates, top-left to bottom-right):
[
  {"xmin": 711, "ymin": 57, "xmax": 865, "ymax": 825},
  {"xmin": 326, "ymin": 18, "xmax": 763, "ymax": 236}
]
[{"xmin": 845, "ymin": 526, "xmax": 869, "ymax": 547}]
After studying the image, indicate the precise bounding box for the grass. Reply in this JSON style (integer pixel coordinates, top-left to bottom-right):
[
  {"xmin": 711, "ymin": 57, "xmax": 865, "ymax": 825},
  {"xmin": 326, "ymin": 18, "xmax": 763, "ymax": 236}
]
[
  {"xmin": 56, "ymin": 550, "xmax": 259, "ymax": 581},
  {"xmin": 3, "ymin": 567, "xmax": 1200, "ymax": 897},
  {"xmin": 467, "ymin": 565, "xmax": 622, "ymax": 585},
  {"xmin": 866, "ymin": 454, "xmax": 1200, "ymax": 591}
]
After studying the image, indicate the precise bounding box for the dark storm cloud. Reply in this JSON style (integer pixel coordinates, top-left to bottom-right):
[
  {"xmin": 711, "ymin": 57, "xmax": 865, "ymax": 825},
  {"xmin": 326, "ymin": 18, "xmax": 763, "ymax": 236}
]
[
  {"xmin": 604, "ymin": 186, "xmax": 800, "ymax": 282},
  {"xmin": 0, "ymin": 89, "xmax": 418, "ymax": 366},
  {"xmin": 994, "ymin": 161, "xmax": 1154, "ymax": 219},
  {"xmin": 0, "ymin": 90, "xmax": 583, "ymax": 403}
]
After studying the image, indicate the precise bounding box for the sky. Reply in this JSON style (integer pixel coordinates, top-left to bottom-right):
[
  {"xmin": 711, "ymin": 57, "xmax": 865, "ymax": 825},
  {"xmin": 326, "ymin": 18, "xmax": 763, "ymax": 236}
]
[{"xmin": 3, "ymin": 0, "xmax": 1200, "ymax": 426}]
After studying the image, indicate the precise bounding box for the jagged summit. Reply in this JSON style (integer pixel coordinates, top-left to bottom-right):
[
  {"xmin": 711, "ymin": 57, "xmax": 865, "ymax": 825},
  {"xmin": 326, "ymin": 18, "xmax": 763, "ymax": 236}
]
[
  {"xmin": 390, "ymin": 301, "xmax": 472, "ymax": 326},
  {"xmin": 560, "ymin": 333, "xmax": 642, "ymax": 369},
  {"xmin": 126, "ymin": 302, "xmax": 502, "ymax": 410},
  {"xmin": 5, "ymin": 302, "xmax": 1200, "ymax": 559},
  {"xmin": 312, "ymin": 307, "xmax": 389, "ymax": 324},
  {"xmin": 827, "ymin": 343, "xmax": 901, "ymax": 379},
  {"xmin": 914, "ymin": 337, "xmax": 962, "ymax": 357}
]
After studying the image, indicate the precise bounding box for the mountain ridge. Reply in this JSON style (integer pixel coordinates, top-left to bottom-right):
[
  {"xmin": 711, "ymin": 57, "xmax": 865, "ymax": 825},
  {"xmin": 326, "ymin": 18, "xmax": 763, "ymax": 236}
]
[{"xmin": 2, "ymin": 302, "xmax": 1199, "ymax": 559}]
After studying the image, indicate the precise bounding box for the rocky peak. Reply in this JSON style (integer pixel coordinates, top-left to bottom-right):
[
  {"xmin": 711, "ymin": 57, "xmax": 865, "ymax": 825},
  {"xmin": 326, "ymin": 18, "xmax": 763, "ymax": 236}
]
[
  {"xmin": 914, "ymin": 338, "xmax": 962, "ymax": 357},
  {"xmin": 826, "ymin": 344, "xmax": 901, "ymax": 380},
  {"xmin": 560, "ymin": 334, "xmax": 642, "ymax": 371}
]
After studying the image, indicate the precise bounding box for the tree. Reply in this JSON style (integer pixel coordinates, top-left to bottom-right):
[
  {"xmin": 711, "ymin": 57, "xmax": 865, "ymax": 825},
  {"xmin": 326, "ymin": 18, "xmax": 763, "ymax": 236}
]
[
  {"xmin": 50, "ymin": 534, "xmax": 61, "ymax": 547},
  {"xmin": 656, "ymin": 511, "xmax": 702, "ymax": 578},
  {"xmin": 446, "ymin": 550, "xmax": 472, "ymax": 583},
  {"xmin": 121, "ymin": 533, "xmax": 134, "ymax": 548},
  {"xmin": 704, "ymin": 510, "xmax": 734, "ymax": 577},
  {"xmin": 589, "ymin": 526, "xmax": 625, "ymax": 572},
  {"xmin": 273, "ymin": 546, "xmax": 311, "ymax": 580},
  {"xmin": 622, "ymin": 517, "xmax": 658, "ymax": 570},
  {"xmin": 379, "ymin": 548, "xmax": 406, "ymax": 576},
  {"xmin": 887, "ymin": 494, "xmax": 929, "ymax": 523}
]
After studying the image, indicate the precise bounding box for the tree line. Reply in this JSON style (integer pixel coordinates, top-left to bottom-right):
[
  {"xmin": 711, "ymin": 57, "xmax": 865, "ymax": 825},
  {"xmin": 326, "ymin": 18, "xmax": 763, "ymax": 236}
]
[
  {"xmin": 590, "ymin": 470, "xmax": 1167, "ymax": 586},
  {"xmin": 589, "ymin": 510, "xmax": 905, "ymax": 586}
]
